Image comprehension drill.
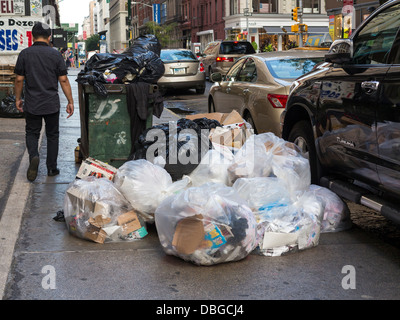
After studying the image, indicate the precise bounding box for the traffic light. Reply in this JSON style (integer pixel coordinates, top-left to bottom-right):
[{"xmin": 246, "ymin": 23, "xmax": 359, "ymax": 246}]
[
  {"xmin": 291, "ymin": 24, "xmax": 299, "ymax": 33},
  {"xmin": 299, "ymin": 24, "xmax": 308, "ymax": 32},
  {"xmin": 292, "ymin": 7, "xmax": 299, "ymax": 22}
]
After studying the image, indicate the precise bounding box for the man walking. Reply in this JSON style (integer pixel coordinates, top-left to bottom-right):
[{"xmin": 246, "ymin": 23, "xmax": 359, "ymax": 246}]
[{"xmin": 14, "ymin": 22, "xmax": 74, "ymax": 182}]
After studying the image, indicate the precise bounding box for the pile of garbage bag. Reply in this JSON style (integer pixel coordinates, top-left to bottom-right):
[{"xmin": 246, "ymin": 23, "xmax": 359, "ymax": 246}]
[
  {"xmin": 0, "ymin": 95, "xmax": 24, "ymax": 118},
  {"xmin": 76, "ymin": 35, "xmax": 165, "ymax": 97},
  {"xmin": 63, "ymin": 111, "xmax": 352, "ymax": 265}
]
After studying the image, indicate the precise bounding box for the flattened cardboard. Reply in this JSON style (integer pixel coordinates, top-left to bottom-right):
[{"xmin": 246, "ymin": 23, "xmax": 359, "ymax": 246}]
[
  {"xmin": 186, "ymin": 110, "xmax": 244, "ymax": 126},
  {"xmin": 186, "ymin": 112, "xmax": 226, "ymax": 124},
  {"xmin": 172, "ymin": 214, "xmax": 205, "ymax": 255}
]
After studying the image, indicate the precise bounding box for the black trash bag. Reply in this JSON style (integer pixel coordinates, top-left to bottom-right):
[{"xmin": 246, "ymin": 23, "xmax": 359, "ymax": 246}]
[
  {"xmin": 133, "ymin": 118, "xmax": 220, "ymax": 180},
  {"xmin": 0, "ymin": 95, "xmax": 24, "ymax": 118},
  {"xmin": 131, "ymin": 51, "xmax": 165, "ymax": 84},
  {"xmin": 124, "ymin": 34, "xmax": 161, "ymax": 56},
  {"xmin": 83, "ymin": 53, "xmax": 126, "ymax": 73}
]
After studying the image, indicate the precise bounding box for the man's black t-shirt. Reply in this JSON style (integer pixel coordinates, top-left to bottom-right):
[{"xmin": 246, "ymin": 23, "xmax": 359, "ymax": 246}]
[{"xmin": 14, "ymin": 41, "xmax": 68, "ymax": 115}]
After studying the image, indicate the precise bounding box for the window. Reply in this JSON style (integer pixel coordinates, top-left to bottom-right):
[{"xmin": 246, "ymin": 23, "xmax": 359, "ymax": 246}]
[
  {"xmin": 298, "ymin": 0, "xmax": 320, "ymax": 14},
  {"xmin": 220, "ymin": 41, "xmax": 256, "ymax": 54},
  {"xmin": 225, "ymin": 59, "xmax": 246, "ymax": 82},
  {"xmin": 238, "ymin": 58, "xmax": 257, "ymax": 82},
  {"xmin": 160, "ymin": 50, "xmax": 197, "ymax": 62},
  {"xmin": 352, "ymin": 3, "xmax": 400, "ymax": 65},
  {"xmin": 265, "ymin": 57, "xmax": 324, "ymax": 79},
  {"xmin": 253, "ymin": 0, "xmax": 277, "ymax": 14},
  {"xmin": 230, "ymin": 0, "xmax": 238, "ymax": 15}
]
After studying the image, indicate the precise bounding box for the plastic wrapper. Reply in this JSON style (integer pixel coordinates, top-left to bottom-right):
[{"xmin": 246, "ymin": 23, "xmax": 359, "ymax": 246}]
[
  {"xmin": 155, "ymin": 183, "xmax": 258, "ymax": 265},
  {"xmin": 186, "ymin": 149, "xmax": 234, "ymax": 187},
  {"xmin": 255, "ymin": 192, "xmax": 323, "ymax": 257},
  {"xmin": 113, "ymin": 159, "xmax": 190, "ymax": 222},
  {"xmin": 308, "ymin": 184, "xmax": 352, "ymax": 232},
  {"xmin": 63, "ymin": 177, "xmax": 147, "ymax": 243}
]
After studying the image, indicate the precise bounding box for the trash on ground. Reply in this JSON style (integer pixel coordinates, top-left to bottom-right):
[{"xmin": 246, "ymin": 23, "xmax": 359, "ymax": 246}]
[{"xmin": 62, "ymin": 113, "xmax": 351, "ymax": 262}]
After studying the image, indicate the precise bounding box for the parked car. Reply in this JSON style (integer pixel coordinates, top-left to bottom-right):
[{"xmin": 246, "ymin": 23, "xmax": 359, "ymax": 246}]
[
  {"xmin": 208, "ymin": 51, "xmax": 325, "ymax": 135},
  {"xmin": 281, "ymin": 0, "xmax": 400, "ymax": 224},
  {"xmin": 158, "ymin": 49, "xmax": 206, "ymax": 94},
  {"xmin": 200, "ymin": 40, "xmax": 256, "ymax": 79}
]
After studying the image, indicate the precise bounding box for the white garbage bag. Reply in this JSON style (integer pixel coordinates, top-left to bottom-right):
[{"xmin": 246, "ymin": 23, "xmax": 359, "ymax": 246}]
[
  {"xmin": 63, "ymin": 177, "xmax": 147, "ymax": 243},
  {"xmin": 155, "ymin": 183, "xmax": 258, "ymax": 265},
  {"xmin": 114, "ymin": 159, "xmax": 190, "ymax": 222}
]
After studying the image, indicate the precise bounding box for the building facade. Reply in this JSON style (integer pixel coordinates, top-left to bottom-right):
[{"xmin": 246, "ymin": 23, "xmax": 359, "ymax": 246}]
[
  {"xmin": 325, "ymin": 0, "xmax": 389, "ymax": 40},
  {"xmin": 109, "ymin": 0, "xmax": 129, "ymax": 51}
]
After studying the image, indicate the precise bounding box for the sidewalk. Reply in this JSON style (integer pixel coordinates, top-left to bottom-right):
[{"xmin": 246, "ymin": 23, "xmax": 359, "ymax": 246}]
[{"xmin": 0, "ymin": 70, "xmax": 180, "ymax": 299}]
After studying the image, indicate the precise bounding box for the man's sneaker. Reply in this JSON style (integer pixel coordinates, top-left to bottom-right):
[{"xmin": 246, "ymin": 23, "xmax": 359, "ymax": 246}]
[
  {"xmin": 48, "ymin": 168, "xmax": 60, "ymax": 176},
  {"xmin": 27, "ymin": 156, "xmax": 39, "ymax": 182}
]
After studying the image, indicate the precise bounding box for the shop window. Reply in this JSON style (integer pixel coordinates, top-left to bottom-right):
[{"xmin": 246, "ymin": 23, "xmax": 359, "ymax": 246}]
[{"xmin": 298, "ymin": 0, "xmax": 320, "ymax": 14}]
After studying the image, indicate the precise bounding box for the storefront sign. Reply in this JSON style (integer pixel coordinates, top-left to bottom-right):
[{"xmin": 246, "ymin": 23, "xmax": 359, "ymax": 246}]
[
  {"xmin": 0, "ymin": 17, "xmax": 39, "ymax": 53},
  {"xmin": 0, "ymin": 0, "xmax": 14, "ymax": 14}
]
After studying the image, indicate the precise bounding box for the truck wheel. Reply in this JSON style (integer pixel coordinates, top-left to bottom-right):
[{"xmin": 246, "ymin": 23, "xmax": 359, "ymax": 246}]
[{"xmin": 288, "ymin": 120, "xmax": 324, "ymax": 185}]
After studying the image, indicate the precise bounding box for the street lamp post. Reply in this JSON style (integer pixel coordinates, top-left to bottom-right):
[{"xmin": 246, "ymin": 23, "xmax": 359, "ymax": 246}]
[{"xmin": 131, "ymin": 1, "xmax": 155, "ymax": 35}]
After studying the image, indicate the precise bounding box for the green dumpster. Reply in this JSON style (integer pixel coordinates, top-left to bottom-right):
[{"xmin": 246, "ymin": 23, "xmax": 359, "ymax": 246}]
[{"xmin": 78, "ymin": 83, "xmax": 156, "ymax": 168}]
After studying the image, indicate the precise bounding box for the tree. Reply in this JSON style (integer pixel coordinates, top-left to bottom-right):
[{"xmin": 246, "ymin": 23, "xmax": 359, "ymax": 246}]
[
  {"xmin": 143, "ymin": 21, "xmax": 180, "ymax": 48},
  {"xmin": 85, "ymin": 34, "xmax": 100, "ymax": 52}
]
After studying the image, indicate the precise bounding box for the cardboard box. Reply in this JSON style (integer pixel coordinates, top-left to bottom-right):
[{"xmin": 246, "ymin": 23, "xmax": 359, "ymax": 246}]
[
  {"xmin": 117, "ymin": 210, "xmax": 142, "ymax": 235},
  {"xmin": 172, "ymin": 214, "xmax": 205, "ymax": 255},
  {"xmin": 209, "ymin": 127, "xmax": 251, "ymax": 149},
  {"xmin": 186, "ymin": 110, "xmax": 244, "ymax": 126},
  {"xmin": 66, "ymin": 186, "xmax": 94, "ymax": 213},
  {"xmin": 84, "ymin": 225, "xmax": 108, "ymax": 244},
  {"xmin": 76, "ymin": 157, "xmax": 117, "ymax": 181}
]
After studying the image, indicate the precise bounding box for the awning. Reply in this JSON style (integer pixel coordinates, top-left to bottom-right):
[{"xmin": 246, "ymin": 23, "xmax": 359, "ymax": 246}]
[
  {"xmin": 306, "ymin": 26, "xmax": 330, "ymax": 34},
  {"xmin": 263, "ymin": 26, "xmax": 294, "ymax": 34},
  {"xmin": 196, "ymin": 30, "xmax": 214, "ymax": 36}
]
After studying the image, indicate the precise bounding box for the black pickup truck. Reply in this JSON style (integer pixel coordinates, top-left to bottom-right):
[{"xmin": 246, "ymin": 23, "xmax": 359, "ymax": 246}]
[{"xmin": 281, "ymin": 0, "xmax": 400, "ymax": 225}]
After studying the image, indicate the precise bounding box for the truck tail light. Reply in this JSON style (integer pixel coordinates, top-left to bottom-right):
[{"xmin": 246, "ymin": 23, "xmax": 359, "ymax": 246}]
[{"xmin": 267, "ymin": 94, "xmax": 288, "ymax": 108}]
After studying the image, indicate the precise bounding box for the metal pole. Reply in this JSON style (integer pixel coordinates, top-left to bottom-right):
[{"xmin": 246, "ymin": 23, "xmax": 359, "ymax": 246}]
[
  {"xmin": 299, "ymin": 0, "xmax": 303, "ymax": 47},
  {"xmin": 246, "ymin": 0, "xmax": 249, "ymax": 41}
]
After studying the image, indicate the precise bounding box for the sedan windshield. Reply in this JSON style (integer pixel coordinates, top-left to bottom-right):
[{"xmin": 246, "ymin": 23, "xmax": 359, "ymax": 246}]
[
  {"xmin": 265, "ymin": 57, "xmax": 324, "ymax": 79},
  {"xmin": 160, "ymin": 50, "xmax": 197, "ymax": 62}
]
